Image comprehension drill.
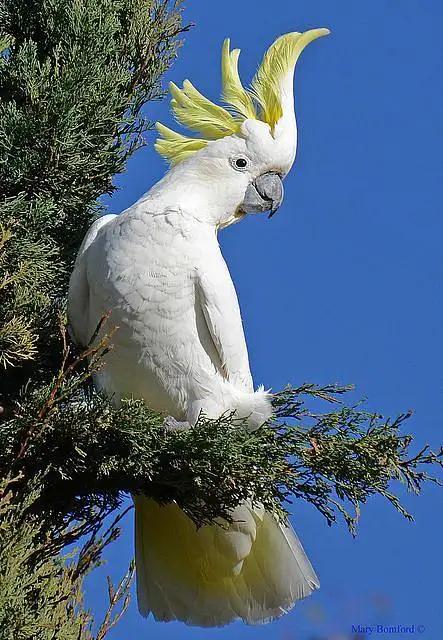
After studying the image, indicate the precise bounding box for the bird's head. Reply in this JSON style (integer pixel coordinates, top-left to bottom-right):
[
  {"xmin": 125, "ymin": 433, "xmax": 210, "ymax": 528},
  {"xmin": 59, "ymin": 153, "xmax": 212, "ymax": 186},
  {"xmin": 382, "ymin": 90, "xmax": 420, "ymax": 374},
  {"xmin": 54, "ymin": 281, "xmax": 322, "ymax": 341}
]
[{"xmin": 155, "ymin": 29, "xmax": 329, "ymax": 228}]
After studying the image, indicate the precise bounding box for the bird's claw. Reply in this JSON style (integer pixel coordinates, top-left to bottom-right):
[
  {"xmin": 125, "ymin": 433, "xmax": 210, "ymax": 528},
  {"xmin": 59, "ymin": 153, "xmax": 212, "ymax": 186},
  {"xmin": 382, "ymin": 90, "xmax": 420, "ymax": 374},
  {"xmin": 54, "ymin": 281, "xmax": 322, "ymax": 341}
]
[{"xmin": 163, "ymin": 416, "xmax": 191, "ymax": 432}]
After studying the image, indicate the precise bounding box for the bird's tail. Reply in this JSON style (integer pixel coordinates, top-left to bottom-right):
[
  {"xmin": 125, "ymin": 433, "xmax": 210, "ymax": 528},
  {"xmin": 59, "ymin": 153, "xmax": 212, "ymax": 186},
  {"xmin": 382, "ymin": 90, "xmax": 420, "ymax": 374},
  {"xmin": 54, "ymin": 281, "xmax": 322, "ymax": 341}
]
[
  {"xmin": 229, "ymin": 384, "xmax": 273, "ymax": 430},
  {"xmin": 186, "ymin": 385, "xmax": 273, "ymax": 430},
  {"xmin": 134, "ymin": 495, "xmax": 319, "ymax": 627}
]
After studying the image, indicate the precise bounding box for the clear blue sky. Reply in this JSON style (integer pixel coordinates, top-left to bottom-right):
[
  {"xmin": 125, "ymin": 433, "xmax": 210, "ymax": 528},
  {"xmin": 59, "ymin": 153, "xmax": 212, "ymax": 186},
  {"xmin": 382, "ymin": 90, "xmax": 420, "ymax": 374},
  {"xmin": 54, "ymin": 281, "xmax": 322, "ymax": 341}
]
[{"xmin": 88, "ymin": 1, "xmax": 443, "ymax": 638}]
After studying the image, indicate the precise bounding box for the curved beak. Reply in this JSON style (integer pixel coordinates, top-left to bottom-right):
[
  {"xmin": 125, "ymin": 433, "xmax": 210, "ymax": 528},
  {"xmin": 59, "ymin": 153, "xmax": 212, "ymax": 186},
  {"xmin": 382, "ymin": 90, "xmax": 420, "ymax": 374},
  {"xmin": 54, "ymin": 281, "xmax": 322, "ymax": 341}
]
[{"xmin": 240, "ymin": 172, "xmax": 284, "ymax": 219}]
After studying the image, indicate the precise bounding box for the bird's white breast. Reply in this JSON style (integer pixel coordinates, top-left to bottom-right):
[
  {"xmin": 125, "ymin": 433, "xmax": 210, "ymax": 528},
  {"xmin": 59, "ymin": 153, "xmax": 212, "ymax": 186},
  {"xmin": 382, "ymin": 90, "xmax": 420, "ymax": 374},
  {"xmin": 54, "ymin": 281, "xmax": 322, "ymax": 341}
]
[{"xmin": 85, "ymin": 207, "xmax": 227, "ymax": 418}]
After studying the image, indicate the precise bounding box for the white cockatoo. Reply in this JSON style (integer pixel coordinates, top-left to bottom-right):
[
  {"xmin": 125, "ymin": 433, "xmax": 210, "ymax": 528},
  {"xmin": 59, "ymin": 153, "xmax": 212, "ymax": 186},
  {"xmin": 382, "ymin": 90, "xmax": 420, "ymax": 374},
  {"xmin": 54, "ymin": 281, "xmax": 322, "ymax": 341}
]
[{"xmin": 68, "ymin": 29, "xmax": 329, "ymax": 626}]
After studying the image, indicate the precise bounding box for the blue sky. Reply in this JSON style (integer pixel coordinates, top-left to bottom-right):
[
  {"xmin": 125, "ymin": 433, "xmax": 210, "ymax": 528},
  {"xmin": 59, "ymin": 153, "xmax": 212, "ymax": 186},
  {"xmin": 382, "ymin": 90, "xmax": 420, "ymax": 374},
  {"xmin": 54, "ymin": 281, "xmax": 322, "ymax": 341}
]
[{"xmin": 88, "ymin": 1, "xmax": 443, "ymax": 638}]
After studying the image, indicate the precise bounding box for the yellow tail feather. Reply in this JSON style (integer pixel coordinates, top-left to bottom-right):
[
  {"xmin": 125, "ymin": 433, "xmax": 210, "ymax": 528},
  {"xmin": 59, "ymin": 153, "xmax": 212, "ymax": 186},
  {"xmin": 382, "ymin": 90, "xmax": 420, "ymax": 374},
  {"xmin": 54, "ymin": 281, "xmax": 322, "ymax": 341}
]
[{"xmin": 134, "ymin": 496, "xmax": 319, "ymax": 626}]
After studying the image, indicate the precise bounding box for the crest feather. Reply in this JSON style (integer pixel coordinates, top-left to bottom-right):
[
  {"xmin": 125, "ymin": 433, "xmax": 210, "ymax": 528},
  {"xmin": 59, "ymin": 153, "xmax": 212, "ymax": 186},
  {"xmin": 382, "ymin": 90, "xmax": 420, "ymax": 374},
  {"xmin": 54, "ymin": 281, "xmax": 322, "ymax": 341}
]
[
  {"xmin": 154, "ymin": 123, "xmax": 207, "ymax": 166},
  {"xmin": 221, "ymin": 39, "xmax": 257, "ymax": 120},
  {"xmin": 252, "ymin": 29, "xmax": 330, "ymax": 130},
  {"xmin": 170, "ymin": 80, "xmax": 239, "ymax": 139},
  {"xmin": 155, "ymin": 29, "xmax": 329, "ymax": 165}
]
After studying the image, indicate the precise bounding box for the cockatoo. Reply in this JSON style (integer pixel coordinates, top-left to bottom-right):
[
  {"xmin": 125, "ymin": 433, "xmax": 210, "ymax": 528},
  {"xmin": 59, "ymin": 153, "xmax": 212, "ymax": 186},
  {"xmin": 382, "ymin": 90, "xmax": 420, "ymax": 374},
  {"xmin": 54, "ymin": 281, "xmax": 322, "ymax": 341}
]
[{"xmin": 68, "ymin": 29, "xmax": 329, "ymax": 626}]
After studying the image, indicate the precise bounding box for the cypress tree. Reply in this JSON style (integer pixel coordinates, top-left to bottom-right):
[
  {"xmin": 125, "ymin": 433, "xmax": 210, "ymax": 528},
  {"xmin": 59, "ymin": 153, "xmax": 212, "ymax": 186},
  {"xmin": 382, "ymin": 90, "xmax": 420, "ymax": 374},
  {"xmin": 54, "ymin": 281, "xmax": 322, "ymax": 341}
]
[{"xmin": 0, "ymin": 1, "xmax": 186, "ymax": 637}]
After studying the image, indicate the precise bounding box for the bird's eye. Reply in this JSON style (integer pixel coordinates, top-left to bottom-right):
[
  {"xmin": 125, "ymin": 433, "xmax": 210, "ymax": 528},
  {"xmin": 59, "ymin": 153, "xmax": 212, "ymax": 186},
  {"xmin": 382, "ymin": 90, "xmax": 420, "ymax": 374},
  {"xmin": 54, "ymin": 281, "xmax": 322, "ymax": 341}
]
[{"xmin": 230, "ymin": 156, "xmax": 250, "ymax": 171}]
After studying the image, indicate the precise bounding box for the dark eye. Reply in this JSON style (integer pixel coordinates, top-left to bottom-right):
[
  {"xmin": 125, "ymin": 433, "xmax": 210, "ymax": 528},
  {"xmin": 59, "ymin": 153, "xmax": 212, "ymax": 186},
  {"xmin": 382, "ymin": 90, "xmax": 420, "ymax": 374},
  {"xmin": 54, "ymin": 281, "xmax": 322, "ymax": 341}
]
[{"xmin": 230, "ymin": 156, "xmax": 250, "ymax": 171}]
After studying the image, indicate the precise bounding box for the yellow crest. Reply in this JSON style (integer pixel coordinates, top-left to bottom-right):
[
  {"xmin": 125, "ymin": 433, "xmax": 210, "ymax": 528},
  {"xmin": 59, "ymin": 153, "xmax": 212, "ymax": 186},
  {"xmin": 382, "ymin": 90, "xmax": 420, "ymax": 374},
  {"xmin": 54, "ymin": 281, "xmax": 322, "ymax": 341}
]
[{"xmin": 155, "ymin": 29, "xmax": 329, "ymax": 166}]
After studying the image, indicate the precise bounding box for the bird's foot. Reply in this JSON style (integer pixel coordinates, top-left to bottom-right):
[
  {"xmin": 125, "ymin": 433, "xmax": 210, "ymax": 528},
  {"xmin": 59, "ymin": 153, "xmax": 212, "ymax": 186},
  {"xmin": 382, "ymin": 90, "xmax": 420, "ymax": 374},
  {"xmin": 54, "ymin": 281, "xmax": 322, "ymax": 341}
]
[{"xmin": 163, "ymin": 416, "xmax": 191, "ymax": 432}]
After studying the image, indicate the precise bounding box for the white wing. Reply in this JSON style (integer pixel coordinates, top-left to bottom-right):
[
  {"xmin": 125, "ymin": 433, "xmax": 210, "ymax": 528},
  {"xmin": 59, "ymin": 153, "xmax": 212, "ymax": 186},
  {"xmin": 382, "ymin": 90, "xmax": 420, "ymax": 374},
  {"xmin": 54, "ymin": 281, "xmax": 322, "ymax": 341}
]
[
  {"xmin": 68, "ymin": 214, "xmax": 117, "ymax": 347},
  {"xmin": 196, "ymin": 259, "xmax": 253, "ymax": 393}
]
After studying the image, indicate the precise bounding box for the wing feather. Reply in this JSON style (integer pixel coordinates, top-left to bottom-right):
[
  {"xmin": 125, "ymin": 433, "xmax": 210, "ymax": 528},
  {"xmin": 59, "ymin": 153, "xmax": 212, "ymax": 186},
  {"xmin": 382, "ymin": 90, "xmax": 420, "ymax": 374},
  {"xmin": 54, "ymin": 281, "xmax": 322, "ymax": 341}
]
[
  {"xmin": 196, "ymin": 262, "xmax": 253, "ymax": 393},
  {"xmin": 68, "ymin": 214, "xmax": 117, "ymax": 347}
]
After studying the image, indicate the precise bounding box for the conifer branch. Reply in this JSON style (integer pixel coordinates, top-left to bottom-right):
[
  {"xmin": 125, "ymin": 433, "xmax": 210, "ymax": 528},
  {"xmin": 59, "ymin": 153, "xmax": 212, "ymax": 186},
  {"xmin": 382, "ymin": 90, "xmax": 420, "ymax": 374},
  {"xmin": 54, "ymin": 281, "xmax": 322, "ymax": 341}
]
[
  {"xmin": 95, "ymin": 561, "xmax": 135, "ymax": 640},
  {"xmin": 0, "ymin": 1, "xmax": 186, "ymax": 636}
]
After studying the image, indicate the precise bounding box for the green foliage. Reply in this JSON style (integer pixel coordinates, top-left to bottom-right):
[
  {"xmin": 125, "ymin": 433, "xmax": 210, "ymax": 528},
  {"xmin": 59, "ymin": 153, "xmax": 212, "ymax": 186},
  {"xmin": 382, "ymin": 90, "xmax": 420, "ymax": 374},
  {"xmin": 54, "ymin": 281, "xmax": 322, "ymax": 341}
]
[
  {"xmin": 0, "ymin": 478, "xmax": 93, "ymax": 640},
  {"xmin": 0, "ymin": 0, "xmax": 185, "ymax": 637},
  {"xmin": 0, "ymin": 0, "xmax": 186, "ymax": 397},
  {"xmin": 0, "ymin": 474, "xmax": 135, "ymax": 640}
]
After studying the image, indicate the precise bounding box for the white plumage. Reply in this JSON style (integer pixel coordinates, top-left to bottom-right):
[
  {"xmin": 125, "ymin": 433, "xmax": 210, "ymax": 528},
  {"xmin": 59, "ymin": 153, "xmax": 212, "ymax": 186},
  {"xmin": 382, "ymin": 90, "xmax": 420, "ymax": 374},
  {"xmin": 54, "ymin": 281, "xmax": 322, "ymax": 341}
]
[{"xmin": 68, "ymin": 29, "xmax": 328, "ymax": 626}]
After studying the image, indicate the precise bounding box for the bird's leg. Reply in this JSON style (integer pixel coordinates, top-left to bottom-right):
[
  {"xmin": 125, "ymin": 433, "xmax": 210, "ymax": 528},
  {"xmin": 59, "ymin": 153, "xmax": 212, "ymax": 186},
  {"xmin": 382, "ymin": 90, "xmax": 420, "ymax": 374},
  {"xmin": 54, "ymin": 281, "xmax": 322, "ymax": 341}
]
[
  {"xmin": 163, "ymin": 416, "xmax": 191, "ymax": 432},
  {"xmin": 163, "ymin": 399, "xmax": 207, "ymax": 431}
]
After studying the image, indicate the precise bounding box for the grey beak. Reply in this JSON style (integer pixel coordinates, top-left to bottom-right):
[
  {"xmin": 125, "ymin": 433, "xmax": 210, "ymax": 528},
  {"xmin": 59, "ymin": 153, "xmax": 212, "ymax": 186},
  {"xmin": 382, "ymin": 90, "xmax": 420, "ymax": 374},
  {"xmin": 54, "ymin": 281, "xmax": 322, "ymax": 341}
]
[{"xmin": 240, "ymin": 172, "xmax": 284, "ymax": 218}]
